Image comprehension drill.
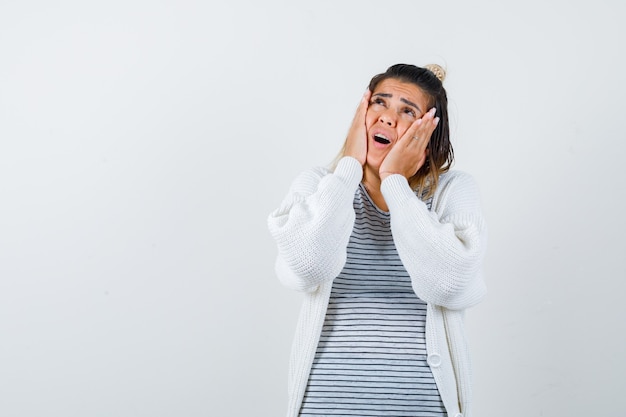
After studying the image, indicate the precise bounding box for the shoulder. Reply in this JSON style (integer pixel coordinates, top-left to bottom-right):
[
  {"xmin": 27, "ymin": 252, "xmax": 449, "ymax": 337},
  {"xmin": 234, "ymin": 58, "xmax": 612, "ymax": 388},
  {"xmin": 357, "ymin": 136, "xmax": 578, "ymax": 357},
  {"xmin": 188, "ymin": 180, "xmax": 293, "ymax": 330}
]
[
  {"xmin": 290, "ymin": 157, "xmax": 362, "ymax": 192},
  {"xmin": 439, "ymin": 169, "xmax": 476, "ymax": 186},
  {"xmin": 300, "ymin": 164, "xmax": 333, "ymax": 179},
  {"xmin": 437, "ymin": 170, "xmax": 480, "ymax": 194},
  {"xmin": 432, "ymin": 170, "xmax": 483, "ymax": 213},
  {"xmin": 287, "ymin": 165, "xmax": 332, "ymax": 195}
]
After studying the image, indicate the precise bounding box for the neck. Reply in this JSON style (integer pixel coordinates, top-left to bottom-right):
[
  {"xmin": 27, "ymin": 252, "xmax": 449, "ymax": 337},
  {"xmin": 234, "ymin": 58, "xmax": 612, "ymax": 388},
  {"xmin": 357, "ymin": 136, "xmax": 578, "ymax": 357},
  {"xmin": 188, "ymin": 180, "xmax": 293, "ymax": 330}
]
[
  {"xmin": 362, "ymin": 165, "xmax": 388, "ymax": 211},
  {"xmin": 362, "ymin": 165, "xmax": 381, "ymax": 192}
]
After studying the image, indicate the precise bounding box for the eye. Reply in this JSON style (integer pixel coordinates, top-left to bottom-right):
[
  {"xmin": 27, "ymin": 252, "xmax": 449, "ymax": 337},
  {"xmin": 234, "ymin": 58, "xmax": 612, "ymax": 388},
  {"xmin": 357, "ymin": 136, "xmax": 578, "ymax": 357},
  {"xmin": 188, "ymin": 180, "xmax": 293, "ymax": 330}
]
[
  {"xmin": 403, "ymin": 107, "xmax": 417, "ymax": 118},
  {"xmin": 371, "ymin": 97, "xmax": 386, "ymax": 106}
]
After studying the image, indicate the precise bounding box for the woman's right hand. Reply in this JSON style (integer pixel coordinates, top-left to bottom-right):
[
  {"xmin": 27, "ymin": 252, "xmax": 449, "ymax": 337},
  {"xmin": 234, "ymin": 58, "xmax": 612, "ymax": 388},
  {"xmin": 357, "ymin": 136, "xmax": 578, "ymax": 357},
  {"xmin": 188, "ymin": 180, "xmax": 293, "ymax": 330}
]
[{"xmin": 344, "ymin": 90, "xmax": 371, "ymax": 166}]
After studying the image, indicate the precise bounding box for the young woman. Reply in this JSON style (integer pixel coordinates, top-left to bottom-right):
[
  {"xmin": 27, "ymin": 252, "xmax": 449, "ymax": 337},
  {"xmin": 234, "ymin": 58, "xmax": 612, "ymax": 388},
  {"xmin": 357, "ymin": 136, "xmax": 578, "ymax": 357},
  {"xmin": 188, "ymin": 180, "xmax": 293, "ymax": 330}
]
[{"xmin": 268, "ymin": 63, "xmax": 487, "ymax": 417}]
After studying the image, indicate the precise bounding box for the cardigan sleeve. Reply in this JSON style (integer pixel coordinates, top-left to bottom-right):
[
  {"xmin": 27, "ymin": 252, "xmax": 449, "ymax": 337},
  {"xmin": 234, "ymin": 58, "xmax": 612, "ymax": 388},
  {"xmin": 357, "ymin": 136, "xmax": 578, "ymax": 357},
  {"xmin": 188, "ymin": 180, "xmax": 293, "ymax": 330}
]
[
  {"xmin": 267, "ymin": 157, "xmax": 363, "ymax": 293},
  {"xmin": 381, "ymin": 171, "xmax": 487, "ymax": 310}
]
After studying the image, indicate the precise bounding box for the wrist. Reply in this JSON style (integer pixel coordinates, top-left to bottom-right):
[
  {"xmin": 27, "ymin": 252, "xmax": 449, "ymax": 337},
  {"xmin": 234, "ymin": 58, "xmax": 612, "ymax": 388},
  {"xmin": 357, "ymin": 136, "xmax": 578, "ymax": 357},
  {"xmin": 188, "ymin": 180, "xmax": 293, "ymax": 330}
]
[{"xmin": 379, "ymin": 171, "xmax": 401, "ymax": 182}]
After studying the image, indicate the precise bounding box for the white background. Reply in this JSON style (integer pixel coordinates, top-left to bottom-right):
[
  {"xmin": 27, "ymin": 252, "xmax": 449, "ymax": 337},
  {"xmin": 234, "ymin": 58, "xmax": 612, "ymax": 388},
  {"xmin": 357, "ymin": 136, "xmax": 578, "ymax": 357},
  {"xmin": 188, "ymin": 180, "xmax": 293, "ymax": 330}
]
[{"xmin": 1, "ymin": 1, "xmax": 625, "ymax": 416}]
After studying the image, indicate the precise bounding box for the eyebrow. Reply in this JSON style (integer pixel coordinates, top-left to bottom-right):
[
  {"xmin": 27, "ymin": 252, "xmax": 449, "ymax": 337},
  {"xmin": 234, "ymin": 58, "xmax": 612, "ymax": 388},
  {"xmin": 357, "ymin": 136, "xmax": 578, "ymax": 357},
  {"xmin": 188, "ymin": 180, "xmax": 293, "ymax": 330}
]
[{"xmin": 373, "ymin": 93, "xmax": 422, "ymax": 113}]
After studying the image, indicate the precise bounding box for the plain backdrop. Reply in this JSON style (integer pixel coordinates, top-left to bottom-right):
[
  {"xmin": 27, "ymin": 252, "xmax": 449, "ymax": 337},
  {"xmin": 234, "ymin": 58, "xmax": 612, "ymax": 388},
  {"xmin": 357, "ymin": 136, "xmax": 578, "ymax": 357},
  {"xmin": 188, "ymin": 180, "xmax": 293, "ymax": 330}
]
[{"xmin": 1, "ymin": 1, "xmax": 625, "ymax": 416}]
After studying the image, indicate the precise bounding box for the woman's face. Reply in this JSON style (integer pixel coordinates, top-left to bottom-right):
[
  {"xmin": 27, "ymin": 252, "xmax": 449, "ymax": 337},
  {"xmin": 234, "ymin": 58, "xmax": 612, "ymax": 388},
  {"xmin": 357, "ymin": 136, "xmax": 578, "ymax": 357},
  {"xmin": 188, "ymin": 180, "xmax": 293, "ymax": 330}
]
[{"xmin": 365, "ymin": 78, "xmax": 431, "ymax": 172}]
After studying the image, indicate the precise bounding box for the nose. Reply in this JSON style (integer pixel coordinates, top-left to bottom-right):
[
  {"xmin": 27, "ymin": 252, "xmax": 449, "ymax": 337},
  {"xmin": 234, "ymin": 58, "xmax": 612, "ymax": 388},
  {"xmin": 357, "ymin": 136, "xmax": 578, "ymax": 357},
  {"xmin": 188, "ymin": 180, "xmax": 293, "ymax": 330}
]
[{"xmin": 378, "ymin": 109, "xmax": 396, "ymax": 127}]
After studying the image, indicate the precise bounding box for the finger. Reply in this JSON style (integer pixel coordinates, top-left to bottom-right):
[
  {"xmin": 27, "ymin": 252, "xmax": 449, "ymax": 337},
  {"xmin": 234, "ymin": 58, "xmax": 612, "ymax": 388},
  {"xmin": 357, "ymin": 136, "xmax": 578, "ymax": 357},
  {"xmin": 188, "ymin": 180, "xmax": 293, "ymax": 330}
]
[
  {"xmin": 415, "ymin": 107, "xmax": 437, "ymax": 131},
  {"xmin": 358, "ymin": 89, "xmax": 370, "ymax": 108},
  {"xmin": 352, "ymin": 90, "xmax": 371, "ymax": 124},
  {"xmin": 358, "ymin": 90, "xmax": 371, "ymax": 116},
  {"xmin": 407, "ymin": 108, "xmax": 439, "ymax": 144},
  {"xmin": 399, "ymin": 118, "xmax": 430, "ymax": 147}
]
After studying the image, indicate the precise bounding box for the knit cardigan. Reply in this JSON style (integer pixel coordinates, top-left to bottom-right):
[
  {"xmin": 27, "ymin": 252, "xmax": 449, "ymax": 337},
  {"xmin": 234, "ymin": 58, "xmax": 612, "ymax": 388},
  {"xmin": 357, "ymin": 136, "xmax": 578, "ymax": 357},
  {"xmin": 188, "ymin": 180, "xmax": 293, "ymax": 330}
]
[{"xmin": 267, "ymin": 156, "xmax": 487, "ymax": 417}]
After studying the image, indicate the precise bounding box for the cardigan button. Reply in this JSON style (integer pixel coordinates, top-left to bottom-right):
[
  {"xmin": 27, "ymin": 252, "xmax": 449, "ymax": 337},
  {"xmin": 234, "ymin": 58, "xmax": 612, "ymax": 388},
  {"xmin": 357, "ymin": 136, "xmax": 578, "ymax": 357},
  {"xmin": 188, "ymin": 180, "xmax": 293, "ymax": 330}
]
[{"xmin": 427, "ymin": 353, "xmax": 441, "ymax": 367}]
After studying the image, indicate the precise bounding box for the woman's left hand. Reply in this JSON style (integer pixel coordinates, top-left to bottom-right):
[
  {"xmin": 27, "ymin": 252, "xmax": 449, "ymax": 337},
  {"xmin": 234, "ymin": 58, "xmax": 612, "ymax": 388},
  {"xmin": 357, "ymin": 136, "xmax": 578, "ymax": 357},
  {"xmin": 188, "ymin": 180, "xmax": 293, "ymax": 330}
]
[{"xmin": 379, "ymin": 107, "xmax": 439, "ymax": 181}]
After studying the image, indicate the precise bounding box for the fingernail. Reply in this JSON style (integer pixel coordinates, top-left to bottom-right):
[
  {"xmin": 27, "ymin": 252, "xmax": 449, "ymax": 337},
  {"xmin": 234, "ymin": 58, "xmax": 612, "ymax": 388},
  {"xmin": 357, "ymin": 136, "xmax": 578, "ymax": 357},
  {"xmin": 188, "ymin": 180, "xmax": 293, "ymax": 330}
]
[
  {"xmin": 434, "ymin": 117, "xmax": 440, "ymax": 125},
  {"xmin": 431, "ymin": 107, "xmax": 437, "ymax": 115}
]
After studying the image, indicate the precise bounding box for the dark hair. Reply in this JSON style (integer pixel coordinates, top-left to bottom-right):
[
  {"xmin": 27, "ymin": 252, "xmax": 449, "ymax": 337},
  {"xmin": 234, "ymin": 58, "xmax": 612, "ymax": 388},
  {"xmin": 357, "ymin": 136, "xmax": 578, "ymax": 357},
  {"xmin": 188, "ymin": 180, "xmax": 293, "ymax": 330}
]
[{"xmin": 368, "ymin": 63, "xmax": 453, "ymax": 199}]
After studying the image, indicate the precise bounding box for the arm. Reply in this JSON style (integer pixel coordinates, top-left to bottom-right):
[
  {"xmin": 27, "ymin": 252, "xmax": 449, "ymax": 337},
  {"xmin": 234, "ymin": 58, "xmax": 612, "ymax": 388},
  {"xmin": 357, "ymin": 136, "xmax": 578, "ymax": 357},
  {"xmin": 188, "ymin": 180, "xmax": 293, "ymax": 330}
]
[
  {"xmin": 381, "ymin": 171, "xmax": 487, "ymax": 309},
  {"xmin": 267, "ymin": 157, "xmax": 363, "ymax": 292}
]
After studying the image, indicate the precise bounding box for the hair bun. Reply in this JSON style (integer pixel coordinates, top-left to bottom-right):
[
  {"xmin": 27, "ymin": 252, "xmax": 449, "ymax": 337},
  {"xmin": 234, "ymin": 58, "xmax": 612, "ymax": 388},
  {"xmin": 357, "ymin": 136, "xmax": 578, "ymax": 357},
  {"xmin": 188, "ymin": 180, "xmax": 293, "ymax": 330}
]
[{"xmin": 424, "ymin": 64, "xmax": 446, "ymax": 82}]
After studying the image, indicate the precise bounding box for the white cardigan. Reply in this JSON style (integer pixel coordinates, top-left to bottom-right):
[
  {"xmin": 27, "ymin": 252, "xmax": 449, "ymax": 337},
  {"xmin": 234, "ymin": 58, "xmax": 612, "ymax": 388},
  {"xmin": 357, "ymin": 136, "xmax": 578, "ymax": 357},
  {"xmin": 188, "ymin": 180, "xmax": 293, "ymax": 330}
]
[{"xmin": 268, "ymin": 156, "xmax": 487, "ymax": 417}]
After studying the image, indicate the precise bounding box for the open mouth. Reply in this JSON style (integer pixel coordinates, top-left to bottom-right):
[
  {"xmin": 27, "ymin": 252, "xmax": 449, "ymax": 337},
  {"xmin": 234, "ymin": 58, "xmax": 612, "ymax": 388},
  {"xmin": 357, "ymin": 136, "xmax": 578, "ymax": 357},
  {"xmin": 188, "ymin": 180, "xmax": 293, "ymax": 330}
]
[{"xmin": 374, "ymin": 134, "xmax": 391, "ymax": 145}]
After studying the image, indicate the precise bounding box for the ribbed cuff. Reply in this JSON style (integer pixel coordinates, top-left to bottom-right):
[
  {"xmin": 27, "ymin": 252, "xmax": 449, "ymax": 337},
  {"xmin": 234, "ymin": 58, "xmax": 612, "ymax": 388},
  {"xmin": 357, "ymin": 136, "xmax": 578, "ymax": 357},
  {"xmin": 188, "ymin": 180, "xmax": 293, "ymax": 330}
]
[
  {"xmin": 380, "ymin": 174, "xmax": 416, "ymax": 211},
  {"xmin": 333, "ymin": 156, "xmax": 363, "ymax": 188}
]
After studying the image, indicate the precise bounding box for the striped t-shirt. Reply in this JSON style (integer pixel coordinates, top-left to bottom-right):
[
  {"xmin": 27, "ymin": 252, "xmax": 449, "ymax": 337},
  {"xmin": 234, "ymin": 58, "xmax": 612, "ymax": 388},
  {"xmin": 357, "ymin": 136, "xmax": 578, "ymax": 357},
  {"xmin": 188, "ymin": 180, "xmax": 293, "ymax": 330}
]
[{"xmin": 299, "ymin": 184, "xmax": 446, "ymax": 417}]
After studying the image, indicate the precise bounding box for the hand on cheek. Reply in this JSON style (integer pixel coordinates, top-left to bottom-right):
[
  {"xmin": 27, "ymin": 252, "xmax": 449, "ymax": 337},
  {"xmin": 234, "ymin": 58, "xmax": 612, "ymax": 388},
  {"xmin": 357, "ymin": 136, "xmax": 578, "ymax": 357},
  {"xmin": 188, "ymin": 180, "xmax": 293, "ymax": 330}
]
[
  {"xmin": 379, "ymin": 107, "xmax": 439, "ymax": 181},
  {"xmin": 344, "ymin": 90, "xmax": 371, "ymax": 166}
]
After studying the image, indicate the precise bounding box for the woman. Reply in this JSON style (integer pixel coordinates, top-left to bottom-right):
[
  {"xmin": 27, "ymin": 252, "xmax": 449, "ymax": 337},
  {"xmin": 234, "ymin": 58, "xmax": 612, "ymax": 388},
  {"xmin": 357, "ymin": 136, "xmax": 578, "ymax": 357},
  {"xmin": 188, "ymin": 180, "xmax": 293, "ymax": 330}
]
[{"xmin": 268, "ymin": 63, "xmax": 487, "ymax": 417}]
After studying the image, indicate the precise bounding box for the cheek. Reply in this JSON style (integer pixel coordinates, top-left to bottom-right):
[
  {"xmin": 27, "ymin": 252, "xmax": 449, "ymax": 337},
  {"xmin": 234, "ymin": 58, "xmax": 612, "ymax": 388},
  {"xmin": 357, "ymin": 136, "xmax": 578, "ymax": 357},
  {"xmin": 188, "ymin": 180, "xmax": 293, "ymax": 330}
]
[{"xmin": 396, "ymin": 120, "xmax": 414, "ymax": 137}]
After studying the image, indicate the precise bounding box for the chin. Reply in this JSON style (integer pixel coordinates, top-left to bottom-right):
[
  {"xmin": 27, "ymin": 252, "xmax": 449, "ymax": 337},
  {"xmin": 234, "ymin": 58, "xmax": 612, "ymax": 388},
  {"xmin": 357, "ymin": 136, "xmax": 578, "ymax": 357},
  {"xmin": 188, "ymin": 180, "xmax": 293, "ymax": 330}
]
[{"xmin": 365, "ymin": 156, "xmax": 383, "ymax": 174}]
